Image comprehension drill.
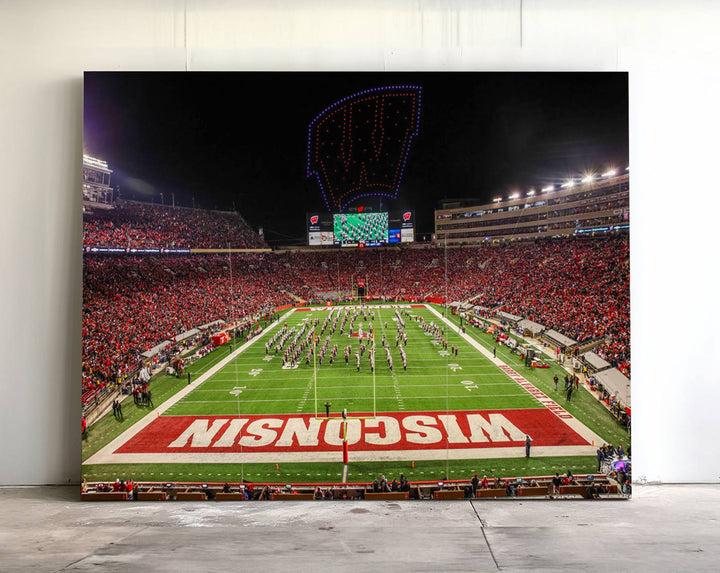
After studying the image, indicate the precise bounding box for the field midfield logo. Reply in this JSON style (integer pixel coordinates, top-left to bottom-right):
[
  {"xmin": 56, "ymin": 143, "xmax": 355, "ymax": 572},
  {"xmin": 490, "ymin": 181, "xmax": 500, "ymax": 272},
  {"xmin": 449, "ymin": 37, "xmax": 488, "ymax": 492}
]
[{"xmin": 229, "ymin": 386, "xmax": 246, "ymax": 397}]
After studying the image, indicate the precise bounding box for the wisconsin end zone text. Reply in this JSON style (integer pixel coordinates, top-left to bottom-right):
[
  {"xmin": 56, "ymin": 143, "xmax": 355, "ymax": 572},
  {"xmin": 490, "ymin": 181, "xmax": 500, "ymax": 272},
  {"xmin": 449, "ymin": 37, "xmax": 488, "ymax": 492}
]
[{"xmin": 114, "ymin": 409, "xmax": 589, "ymax": 462}]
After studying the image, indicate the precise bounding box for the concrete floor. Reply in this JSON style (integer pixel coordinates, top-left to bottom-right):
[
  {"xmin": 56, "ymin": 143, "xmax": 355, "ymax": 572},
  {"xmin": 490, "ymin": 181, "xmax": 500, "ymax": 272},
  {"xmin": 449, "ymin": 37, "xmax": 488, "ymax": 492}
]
[{"xmin": 1, "ymin": 485, "xmax": 718, "ymax": 572}]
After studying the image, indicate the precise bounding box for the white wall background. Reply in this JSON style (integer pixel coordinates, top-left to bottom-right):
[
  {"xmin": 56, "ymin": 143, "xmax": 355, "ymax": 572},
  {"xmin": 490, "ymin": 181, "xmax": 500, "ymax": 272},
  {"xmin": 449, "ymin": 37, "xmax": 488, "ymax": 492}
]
[{"xmin": 1, "ymin": 0, "xmax": 718, "ymax": 484}]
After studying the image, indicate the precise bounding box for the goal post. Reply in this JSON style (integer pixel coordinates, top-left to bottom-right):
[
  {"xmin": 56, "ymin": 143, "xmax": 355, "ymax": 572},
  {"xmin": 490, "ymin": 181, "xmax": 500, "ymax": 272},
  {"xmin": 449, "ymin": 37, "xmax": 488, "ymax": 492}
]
[{"xmin": 352, "ymin": 275, "xmax": 368, "ymax": 301}]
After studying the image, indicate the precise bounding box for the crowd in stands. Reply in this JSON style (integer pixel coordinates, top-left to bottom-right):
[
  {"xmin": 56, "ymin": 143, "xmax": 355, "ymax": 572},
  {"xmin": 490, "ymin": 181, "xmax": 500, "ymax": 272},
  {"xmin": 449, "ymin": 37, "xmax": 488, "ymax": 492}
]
[
  {"xmin": 82, "ymin": 236, "xmax": 630, "ymax": 395},
  {"xmin": 83, "ymin": 200, "xmax": 267, "ymax": 249},
  {"xmin": 278, "ymin": 238, "xmax": 630, "ymax": 373},
  {"xmin": 278, "ymin": 247, "xmax": 479, "ymax": 302},
  {"xmin": 82, "ymin": 254, "xmax": 293, "ymax": 392},
  {"xmin": 483, "ymin": 239, "xmax": 630, "ymax": 375}
]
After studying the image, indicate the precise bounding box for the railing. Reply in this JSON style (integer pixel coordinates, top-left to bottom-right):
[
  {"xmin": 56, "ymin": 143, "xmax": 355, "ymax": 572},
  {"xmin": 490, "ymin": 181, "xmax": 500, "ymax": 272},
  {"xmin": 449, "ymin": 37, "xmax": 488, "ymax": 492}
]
[{"xmin": 81, "ymin": 474, "xmax": 627, "ymax": 502}]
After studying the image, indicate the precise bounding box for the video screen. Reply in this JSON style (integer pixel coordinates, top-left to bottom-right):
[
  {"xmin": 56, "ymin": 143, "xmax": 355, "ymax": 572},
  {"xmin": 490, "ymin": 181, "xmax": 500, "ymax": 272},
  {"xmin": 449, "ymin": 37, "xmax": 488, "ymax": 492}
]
[
  {"xmin": 333, "ymin": 212, "xmax": 389, "ymax": 246},
  {"xmin": 307, "ymin": 211, "xmax": 414, "ymax": 247}
]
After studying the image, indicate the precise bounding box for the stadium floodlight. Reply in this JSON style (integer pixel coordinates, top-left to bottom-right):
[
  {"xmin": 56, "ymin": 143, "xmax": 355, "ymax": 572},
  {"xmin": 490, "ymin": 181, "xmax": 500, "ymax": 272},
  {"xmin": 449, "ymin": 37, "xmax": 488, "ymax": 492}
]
[
  {"xmin": 581, "ymin": 174, "xmax": 594, "ymax": 183},
  {"xmin": 509, "ymin": 192, "xmax": 520, "ymax": 200},
  {"xmin": 83, "ymin": 154, "xmax": 111, "ymax": 171},
  {"xmin": 541, "ymin": 185, "xmax": 554, "ymax": 192},
  {"xmin": 493, "ymin": 197, "xmax": 502, "ymax": 203},
  {"xmin": 561, "ymin": 180, "xmax": 575, "ymax": 189},
  {"xmin": 602, "ymin": 169, "xmax": 617, "ymax": 178},
  {"xmin": 527, "ymin": 189, "xmax": 535, "ymax": 197},
  {"xmin": 626, "ymin": 166, "xmax": 630, "ymax": 171}
]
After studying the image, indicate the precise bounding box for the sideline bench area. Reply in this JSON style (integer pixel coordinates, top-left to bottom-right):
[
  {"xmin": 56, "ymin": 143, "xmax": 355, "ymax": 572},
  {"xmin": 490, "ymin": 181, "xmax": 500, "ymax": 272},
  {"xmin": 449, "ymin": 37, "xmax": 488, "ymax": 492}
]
[
  {"xmin": 136, "ymin": 489, "xmax": 167, "ymax": 501},
  {"xmin": 81, "ymin": 491, "xmax": 128, "ymax": 501},
  {"xmin": 365, "ymin": 492, "xmax": 410, "ymax": 500},
  {"xmin": 476, "ymin": 488, "xmax": 507, "ymax": 498},
  {"xmin": 81, "ymin": 473, "xmax": 627, "ymax": 502}
]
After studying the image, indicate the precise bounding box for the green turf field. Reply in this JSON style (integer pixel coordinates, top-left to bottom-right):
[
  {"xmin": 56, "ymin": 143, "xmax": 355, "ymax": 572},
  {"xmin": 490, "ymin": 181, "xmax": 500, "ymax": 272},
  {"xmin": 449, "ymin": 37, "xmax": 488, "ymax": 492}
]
[
  {"xmin": 82, "ymin": 304, "xmax": 630, "ymax": 484},
  {"xmin": 166, "ymin": 306, "xmax": 540, "ymax": 417}
]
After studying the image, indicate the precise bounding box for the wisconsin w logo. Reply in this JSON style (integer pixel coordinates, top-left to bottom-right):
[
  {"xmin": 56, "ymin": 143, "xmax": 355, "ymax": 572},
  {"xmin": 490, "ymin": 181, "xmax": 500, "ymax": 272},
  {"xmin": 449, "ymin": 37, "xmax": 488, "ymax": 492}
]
[{"xmin": 307, "ymin": 86, "xmax": 422, "ymax": 212}]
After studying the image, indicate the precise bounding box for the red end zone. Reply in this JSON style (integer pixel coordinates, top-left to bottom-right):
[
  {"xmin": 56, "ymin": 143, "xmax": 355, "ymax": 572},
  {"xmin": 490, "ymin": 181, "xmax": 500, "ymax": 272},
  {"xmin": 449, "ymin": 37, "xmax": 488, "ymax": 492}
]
[{"xmin": 116, "ymin": 409, "xmax": 589, "ymax": 455}]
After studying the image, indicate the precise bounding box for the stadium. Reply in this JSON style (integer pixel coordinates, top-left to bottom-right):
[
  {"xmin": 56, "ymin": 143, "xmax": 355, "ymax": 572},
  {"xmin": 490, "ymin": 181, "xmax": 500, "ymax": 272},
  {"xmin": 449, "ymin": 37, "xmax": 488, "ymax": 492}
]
[{"xmin": 81, "ymin": 73, "xmax": 630, "ymax": 501}]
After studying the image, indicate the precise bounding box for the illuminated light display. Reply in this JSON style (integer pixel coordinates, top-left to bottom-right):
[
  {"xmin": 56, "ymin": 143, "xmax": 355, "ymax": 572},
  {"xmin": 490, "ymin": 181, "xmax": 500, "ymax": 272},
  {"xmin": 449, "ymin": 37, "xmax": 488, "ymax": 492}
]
[
  {"xmin": 575, "ymin": 224, "xmax": 629, "ymax": 234},
  {"xmin": 473, "ymin": 166, "xmax": 624, "ymax": 204},
  {"xmin": 306, "ymin": 85, "xmax": 423, "ymax": 212},
  {"xmin": 83, "ymin": 154, "xmax": 111, "ymax": 171}
]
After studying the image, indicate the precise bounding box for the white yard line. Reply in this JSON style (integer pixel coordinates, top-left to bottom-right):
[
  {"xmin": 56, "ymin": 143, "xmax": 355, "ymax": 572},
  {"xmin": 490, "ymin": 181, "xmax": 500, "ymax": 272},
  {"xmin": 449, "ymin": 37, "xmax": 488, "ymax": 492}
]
[
  {"xmin": 176, "ymin": 393, "xmax": 533, "ymax": 404},
  {"xmin": 295, "ymin": 373, "xmax": 315, "ymax": 414},
  {"xmin": 192, "ymin": 381, "xmax": 520, "ymax": 392},
  {"xmin": 84, "ymin": 445, "xmax": 593, "ymax": 465},
  {"xmin": 378, "ymin": 308, "xmax": 405, "ymax": 411},
  {"xmin": 204, "ymin": 369, "xmax": 501, "ymax": 382}
]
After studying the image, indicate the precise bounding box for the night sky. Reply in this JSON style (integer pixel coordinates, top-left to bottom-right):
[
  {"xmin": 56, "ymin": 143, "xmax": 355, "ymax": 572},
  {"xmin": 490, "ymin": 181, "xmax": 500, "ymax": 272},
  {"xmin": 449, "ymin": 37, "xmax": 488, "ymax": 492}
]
[{"xmin": 84, "ymin": 72, "xmax": 628, "ymax": 246}]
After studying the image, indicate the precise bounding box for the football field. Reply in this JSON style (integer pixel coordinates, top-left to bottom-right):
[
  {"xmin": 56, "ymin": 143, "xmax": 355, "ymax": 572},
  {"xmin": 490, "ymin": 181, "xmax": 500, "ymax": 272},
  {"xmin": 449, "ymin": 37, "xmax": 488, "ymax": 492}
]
[{"xmin": 83, "ymin": 304, "xmax": 625, "ymax": 483}]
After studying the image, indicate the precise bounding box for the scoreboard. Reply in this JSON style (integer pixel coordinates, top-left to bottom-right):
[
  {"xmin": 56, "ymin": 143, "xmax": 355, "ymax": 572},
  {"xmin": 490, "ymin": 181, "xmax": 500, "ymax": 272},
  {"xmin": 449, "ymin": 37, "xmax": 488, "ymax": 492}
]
[
  {"xmin": 307, "ymin": 210, "xmax": 414, "ymax": 247},
  {"xmin": 334, "ymin": 212, "xmax": 388, "ymax": 245}
]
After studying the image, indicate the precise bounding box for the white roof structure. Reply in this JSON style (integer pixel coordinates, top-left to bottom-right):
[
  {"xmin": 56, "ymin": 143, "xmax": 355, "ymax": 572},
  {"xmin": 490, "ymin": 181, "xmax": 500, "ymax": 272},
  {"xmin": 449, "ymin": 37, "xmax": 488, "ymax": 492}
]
[
  {"xmin": 543, "ymin": 329, "xmax": 577, "ymax": 347},
  {"xmin": 595, "ymin": 368, "xmax": 631, "ymax": 408},
  {"xmin": 583, "ymin": 351, "xmax": 612, "ymax": 372},
  {"xmin": 497, "ymin": 311, "xmax": 523, "ymax": 323},
  {"xmin": 517, "ymin": 318, "xmax": 545, "ymax": 334}
]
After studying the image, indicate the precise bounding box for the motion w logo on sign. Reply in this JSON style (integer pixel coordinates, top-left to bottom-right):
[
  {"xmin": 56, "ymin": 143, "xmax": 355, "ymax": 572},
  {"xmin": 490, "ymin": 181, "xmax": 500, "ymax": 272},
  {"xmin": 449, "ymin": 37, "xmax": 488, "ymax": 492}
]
[{"xmin": 307, "ymin": 86, "xmax": 423, "ymax": 212}]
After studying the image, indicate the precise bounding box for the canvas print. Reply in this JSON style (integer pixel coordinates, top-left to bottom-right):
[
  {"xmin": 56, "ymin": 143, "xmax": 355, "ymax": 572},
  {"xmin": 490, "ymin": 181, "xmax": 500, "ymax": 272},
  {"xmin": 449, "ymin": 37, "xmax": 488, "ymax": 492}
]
[{"xmin": 81, "ymin": 72, "xmax": 630, "ymax": 501}]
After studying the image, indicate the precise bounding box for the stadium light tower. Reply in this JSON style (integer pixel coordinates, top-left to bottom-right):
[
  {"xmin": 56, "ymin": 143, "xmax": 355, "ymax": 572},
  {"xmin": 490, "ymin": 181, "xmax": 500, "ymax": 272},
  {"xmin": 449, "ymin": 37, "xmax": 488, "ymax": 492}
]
[
  {"xmin": 541, "ymin": 185, "xmax": 554, "ymax": 193},
  {"xmin": 82, "ymin": 153, "xmax": 113, "ymax": 205}
]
